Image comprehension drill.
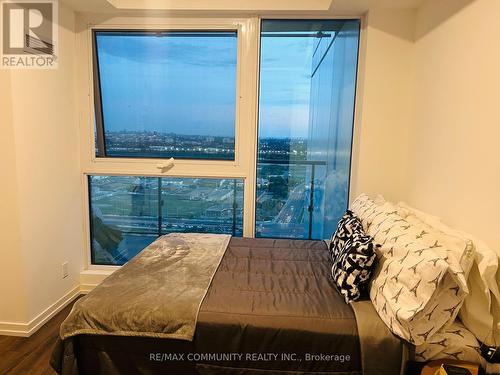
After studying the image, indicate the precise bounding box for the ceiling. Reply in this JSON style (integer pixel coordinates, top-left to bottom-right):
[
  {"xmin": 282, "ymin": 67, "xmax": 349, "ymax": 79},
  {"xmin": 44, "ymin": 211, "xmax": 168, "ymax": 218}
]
[
  {"xmin": 107, "ymin": 0, "xmax": 333, "ymax": 11},
  {"xmin": 60, "ymin": 0, "xmax": 427, "ymax": 14},
  {"xmin": 331, "ymin": 0, "xmax": 426, "ymax": 15}
]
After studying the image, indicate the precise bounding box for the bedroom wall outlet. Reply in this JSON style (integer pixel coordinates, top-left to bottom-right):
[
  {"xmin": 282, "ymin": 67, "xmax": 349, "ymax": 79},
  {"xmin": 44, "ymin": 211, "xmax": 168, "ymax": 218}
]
[{"xmin": 62, "ymin": 262, "xmax": 69, "ymax": 279}]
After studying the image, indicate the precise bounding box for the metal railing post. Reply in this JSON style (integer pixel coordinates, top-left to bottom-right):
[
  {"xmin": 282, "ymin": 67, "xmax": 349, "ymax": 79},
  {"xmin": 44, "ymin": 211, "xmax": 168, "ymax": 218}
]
[
  {"xmin": 232, "ymin": 180, "xmax": 237, "ymax": 236},
  {"xmin": 256, "ymin": 159, "xmax": 326, "ymax": 240},
  {"xmin": 157, "ymin": 177, "xmax": 162, "ymax": 236},
  {"xmin": 308, "ymin": 164, "xmax": 316, "ymax": 240}
]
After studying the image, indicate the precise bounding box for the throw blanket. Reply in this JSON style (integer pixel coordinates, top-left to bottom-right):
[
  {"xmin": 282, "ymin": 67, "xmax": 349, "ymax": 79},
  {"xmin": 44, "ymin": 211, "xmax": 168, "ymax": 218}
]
[{"xmin": 60, "ymin": 233, "xmax": 230, "ymax": 341}]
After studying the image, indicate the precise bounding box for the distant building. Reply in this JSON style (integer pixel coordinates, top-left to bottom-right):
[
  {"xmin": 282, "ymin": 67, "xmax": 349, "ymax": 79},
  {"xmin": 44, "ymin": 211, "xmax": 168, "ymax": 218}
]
[
  {"xmin": 207, "ymin": 189, "xmax": 232, "ymax": 202},
  {"xmin": 204, "ymin": 204, "xmax": 234, "ymax": 219}
]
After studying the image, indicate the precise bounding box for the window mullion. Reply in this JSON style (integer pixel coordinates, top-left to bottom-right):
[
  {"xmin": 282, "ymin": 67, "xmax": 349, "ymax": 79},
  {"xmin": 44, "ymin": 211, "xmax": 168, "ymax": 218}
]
[
  {"xmin": 91, "ymin": 31, "xmax": 106, "ymax": 157},
  {"xmin": 240, "ymin": 17, "xmax": 261, "ymax": 238}
]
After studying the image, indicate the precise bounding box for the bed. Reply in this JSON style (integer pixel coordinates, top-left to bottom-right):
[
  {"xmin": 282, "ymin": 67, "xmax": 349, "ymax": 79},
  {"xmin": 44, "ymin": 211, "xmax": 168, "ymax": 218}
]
[{"xmin": 51, "ymin": 235, "xmax": 407, "ymax": 375}]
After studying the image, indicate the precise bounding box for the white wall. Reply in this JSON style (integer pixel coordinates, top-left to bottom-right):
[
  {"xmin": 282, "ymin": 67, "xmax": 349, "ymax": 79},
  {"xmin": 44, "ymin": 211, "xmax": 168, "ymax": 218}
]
[
  {"xmin": 351, "ymin": 7, "xmax": 416, "ymax": 203},
  {"xmin": 0, "ymin": 72, "xmax": 29, "ymax": 324},
  {"xmin": 405, "ymin": 0, "xmax": 500, "ymax": 253},
  {"xmin": 0, "ymin": 3, "xmax": 82, "ymax": 331},
  {"xmin": 352, "ymin": 0, "xmax": 500, "ymax": 255}
]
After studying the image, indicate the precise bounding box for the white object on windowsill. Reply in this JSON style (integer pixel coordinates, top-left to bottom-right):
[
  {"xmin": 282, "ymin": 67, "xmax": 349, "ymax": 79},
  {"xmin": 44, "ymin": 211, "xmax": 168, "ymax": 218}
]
[{"xmin": 156, "ymin": 158, "xmax": 175, "ymax": 172}]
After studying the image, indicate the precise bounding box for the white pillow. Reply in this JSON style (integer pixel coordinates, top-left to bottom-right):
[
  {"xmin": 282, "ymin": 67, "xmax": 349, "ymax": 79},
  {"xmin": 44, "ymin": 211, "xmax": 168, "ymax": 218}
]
[
  {"xmin": 415, "ymin": 320, "xmax": 500, "ymax": 375},
  {"xmin": 414, "ymin": 320, "xmax": 486, "ymax": 366},
  {"xmin": 351, "ymin": 195, "xmax": 471, "ymax": 345},
  {"xmin": 350, "ymin": 194, "xmax": 401, "ymax": 232},
  {"xmin": 398, "ymin": 201, "xmax": 500, "ymax": 346},
  {"xmin": 404, "ymin": 215, "xmax": 475, "ymax": 282}
]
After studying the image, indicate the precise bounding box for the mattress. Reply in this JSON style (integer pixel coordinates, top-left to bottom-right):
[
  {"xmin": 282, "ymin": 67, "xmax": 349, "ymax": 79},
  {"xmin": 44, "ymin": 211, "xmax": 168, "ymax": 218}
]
[{"xmin": 52, "ymin": 237, "xmax": 397, "ymax": 374}]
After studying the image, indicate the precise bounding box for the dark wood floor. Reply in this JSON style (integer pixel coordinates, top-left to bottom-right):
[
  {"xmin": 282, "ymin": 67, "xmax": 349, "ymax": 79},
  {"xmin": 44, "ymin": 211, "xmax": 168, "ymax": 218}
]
[{"xmin": 0, "ymin": 298, "xmax": 78, "ymax": 375}]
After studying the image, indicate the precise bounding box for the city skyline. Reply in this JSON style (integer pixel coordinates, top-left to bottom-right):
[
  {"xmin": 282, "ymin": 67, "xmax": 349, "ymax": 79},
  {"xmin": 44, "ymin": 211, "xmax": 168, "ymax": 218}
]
[
  {"xmin": 98, "ymin": 131, "xmax": 309, "ymax": 161},
  {"xmin": 103, "ymin": 129, "xmax": 310, "ymax": 140}
]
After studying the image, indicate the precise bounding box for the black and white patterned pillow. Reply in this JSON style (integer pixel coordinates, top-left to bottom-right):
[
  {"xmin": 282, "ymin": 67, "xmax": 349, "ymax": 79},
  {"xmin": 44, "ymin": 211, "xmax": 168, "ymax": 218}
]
[
  {"xmin": 331, "ymin": 233, "xmax": 378, "ymax": 303},
  {"xmin": 329, "ymin": 210, "xmax": 364, "ymax": 261}
]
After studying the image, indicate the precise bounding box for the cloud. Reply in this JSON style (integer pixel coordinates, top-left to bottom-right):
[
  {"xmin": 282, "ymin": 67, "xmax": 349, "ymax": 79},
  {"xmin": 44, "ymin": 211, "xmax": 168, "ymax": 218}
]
[
  {"xmin": 97, "ymin": 33, "xmax": 237, "ymax": 67},
  {"xmin": 259, "ymin": 105, "xmax": 310, "ymax": 138}
]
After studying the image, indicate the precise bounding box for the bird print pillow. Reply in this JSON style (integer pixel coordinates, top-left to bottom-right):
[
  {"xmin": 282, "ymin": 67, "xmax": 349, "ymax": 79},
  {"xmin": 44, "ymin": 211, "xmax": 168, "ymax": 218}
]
[
  {"xmin": 415, "ymin": 321, "xmax": 487, "ymax": 368},
  {"xmin": 351, "ymin": 194, "xmax": 472, "ymax": 346}
]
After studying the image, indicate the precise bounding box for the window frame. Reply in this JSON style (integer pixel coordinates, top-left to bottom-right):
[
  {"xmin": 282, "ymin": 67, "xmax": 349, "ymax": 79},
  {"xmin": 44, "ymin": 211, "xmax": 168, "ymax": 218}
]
[
  {"xmin": 92, "ymin": 28, "xmax": 240, "ymax": 161},
  {"xmin": 77, "ymin": 15, "xmax": 364, "ymax": 272},
  {"xmin": 78, "ymin": 17, "xmax": 261, "ymax": 271},
  {"xmin": 255, "ymin": 19, "xmax": 362, "ymax": 241},
  {"xmin": 83, "ymin": 20, "xmax": 251, "ymax": 170}
]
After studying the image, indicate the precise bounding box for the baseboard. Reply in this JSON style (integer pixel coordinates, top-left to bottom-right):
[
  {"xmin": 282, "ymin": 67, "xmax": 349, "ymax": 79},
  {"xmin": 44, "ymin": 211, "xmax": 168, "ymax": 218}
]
[
  {"xmin": 0, "ymin": 270, "xmax": 113, "ymax": 337},
  {"xmin": 79, "ymin": 283, "xmax": 97, "ymax": 294},
  {"xmin": 79, "ymin": 268, "xmax": 114, "ymax": 294},
  {"xmin": 0, "ymin": 285, "xmax": 81, "ymax": 337}
]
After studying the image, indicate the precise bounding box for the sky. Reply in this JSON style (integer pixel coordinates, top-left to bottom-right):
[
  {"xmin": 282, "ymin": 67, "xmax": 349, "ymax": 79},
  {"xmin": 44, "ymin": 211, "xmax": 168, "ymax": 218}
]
[
  {"xmin": 97, "ymin": 29, "xmax": 316, "ymax": 139},
  {"xmin": 259, "ymin": 35, "xmax": 315, "ymax": 138},
  {"xmin": 97, "ymin": 32, "xmax": 238, "ymax": 137}
]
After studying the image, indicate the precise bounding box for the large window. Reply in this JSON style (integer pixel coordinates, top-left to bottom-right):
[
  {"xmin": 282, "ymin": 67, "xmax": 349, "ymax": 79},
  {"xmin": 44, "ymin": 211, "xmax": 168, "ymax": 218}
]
[
  {"xmin": 93, "ymin": 31, "xmax": 238, "ymax": 160},
  {"xmin": 255, "ymin": 20, "xmax": 360, "ymax": 239},
  {"xmin": 84, "ymin": 19, "xmax": 361, "ymax": 266},
  {"xmin": 89, "ymin": 175, "xmax": 244, "ymax": 265}
]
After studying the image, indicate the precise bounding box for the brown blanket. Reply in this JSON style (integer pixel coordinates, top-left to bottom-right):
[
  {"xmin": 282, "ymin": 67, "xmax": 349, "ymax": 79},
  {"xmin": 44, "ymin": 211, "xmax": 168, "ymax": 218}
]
[{"xmin": 60, "ymin": 233, "xmax": 230, "ymax": 341}]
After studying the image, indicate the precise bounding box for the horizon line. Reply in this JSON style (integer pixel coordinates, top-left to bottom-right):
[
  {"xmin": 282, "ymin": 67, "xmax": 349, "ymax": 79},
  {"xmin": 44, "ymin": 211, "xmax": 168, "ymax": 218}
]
[{"xmin": 105, "ymin": 130, "xmax": 307, "ymax": 140}]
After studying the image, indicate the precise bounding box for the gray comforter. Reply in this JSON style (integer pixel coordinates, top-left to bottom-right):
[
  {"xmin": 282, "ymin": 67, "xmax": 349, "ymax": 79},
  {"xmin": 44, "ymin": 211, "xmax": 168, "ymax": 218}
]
[{"xmin": 52, "ymin": 236, "xmax": 407, "ymax": 375}]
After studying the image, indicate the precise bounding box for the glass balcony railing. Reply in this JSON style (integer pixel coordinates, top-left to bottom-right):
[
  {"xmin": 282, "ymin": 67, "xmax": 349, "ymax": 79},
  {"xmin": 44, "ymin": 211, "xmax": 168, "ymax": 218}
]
[
  {"xmin": 255, "ymin": 159, "xmax": 327, "ymax": 240},
  {"xmin": 89, "ymin": 175, "xmax": 243, "ymax": 265}
]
